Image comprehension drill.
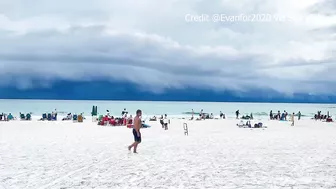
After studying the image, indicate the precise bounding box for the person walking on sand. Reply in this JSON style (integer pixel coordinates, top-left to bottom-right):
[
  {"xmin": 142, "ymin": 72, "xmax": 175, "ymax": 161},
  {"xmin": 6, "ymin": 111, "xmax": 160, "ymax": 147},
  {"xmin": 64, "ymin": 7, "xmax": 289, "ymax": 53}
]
[
  {"xmin": 291, "ymin": 112, "xmax": 295, "ymax": 126},
  {"xmin": 128, "ymin": 109, "xmax": 142, "ymax": 153}
]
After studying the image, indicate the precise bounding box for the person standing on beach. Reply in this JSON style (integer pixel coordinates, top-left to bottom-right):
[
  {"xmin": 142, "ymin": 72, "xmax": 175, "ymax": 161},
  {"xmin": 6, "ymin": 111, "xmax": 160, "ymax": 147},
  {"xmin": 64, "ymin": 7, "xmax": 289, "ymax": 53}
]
[
  {"xmin": 128, "ymin": 109, "xmax": 142, "ymax": 153},
  {"xmin": 160, "ymin": 115, "xmax": 164, "ymax": 128},
  {"xmin": 122, "ymin": 108, "xmax": 128, "ymax": 117},
  {"xmin": 200, "ymin": 109, "xmax": 204, "ymax": 119},
  {"xmin": 277, "ymin": 111, "xmax": 281, "ymax": 120},
  {"xmin": 298, "ymin": 111, "xmax": 301, "ymax": 120},
  {"xmin": 236, "ymin": 110, "xmax": 240, "ymax": 119},
  {"xmin": 163, "ymin": 114, "xmax": 169, "ymax": 130},
  {"xmin": 284, "ymin": 110, "xmax": 288, "ymax": 120},
  {"xmin": 291, "ymin": 113, "xmax": 295, "ymax": 126}
]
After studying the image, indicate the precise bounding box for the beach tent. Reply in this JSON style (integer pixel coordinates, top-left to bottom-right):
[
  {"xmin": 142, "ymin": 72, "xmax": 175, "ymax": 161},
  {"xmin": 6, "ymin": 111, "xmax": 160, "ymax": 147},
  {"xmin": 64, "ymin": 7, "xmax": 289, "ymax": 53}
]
[{"xmin": 91, "ymin": 106, "xmax": 98, "ymax": 121}]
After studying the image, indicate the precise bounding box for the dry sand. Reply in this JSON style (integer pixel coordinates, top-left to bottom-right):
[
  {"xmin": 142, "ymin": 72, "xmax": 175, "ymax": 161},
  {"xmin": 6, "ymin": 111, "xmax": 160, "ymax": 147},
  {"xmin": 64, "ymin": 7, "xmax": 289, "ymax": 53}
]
[{"xmin": 1, "ymin": 118, "xmax": 336, "ymax": 189}]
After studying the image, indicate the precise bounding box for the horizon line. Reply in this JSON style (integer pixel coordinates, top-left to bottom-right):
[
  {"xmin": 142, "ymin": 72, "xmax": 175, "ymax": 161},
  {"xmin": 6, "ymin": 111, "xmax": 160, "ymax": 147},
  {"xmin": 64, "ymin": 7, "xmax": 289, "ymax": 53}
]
[{"xmin": 0, "ymin": 98, "xmax": 335, "ymax": 104}]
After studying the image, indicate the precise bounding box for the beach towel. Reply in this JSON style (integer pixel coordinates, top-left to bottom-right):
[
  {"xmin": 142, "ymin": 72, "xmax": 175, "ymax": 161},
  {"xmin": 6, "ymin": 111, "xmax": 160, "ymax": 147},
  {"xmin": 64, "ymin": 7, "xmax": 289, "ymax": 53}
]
[{"xmin": 142, "ymin": 123, "xmax": 151, "ymax": 128}]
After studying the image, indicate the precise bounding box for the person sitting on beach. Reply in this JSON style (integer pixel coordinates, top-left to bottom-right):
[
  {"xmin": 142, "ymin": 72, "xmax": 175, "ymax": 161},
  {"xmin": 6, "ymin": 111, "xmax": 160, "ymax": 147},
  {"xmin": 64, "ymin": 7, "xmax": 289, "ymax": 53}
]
[
  {"xmin": 102, "ymin": 115, "xmax": 109, "ymax": 125},
  {"xmin": 196, "ymin": 114, "xmax": 202, "ymax": 120},
  {"xmin": 7, "ymin": 113, "xmax": 14, "ymax": 120},
  {"xmin": 326, "ymin": 116, "xmax": 333, "ymax": 122},
  {"xmin": 220, "ymin": 111, "xmax": 224, "ymax": 119},
  {"xmin": 254, "ymin": 122, "xmax": 263, "ymax": 128},
  {"xmin": 127, "ymin": 115, "xmax": 133, "ymax": 124},
  {"xmin": 109, "ymin": 116, "xmax": 116, "ymax": 126},
  {"xmin": 246, "ymin": 121, "xmax": 251, "ymax": 128},
  {"xmin": 149, "ymin": 116, "xmax": 157, "ymax": 121},
  {"xmin": 210, "ymin": 113, "xmax": 214, "ymax": 119},
  {"xmin": 62, "ymin": 113, "xmax": 72, "ymax": 121},
  {"xmin": 317, "ymin": 111, "xmax": 321, "ymax": 119},
  {"xmin": 200, "ymin": 109, "xmax": 205, "ymax": 119},
  {"xmin": 204, "ymin": 113, "xmax": 210, "ymax": 119},
  {"xmin": 51, "ymin": 109, "xmax": 57, "ymax": 119}
]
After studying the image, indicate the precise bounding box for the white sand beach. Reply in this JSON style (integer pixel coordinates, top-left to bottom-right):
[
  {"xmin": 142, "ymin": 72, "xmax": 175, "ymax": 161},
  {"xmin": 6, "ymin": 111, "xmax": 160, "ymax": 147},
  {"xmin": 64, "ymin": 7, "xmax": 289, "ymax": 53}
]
[{"xmin": 1, "ymin": 118, "xmax": 336, "ymax": 189}]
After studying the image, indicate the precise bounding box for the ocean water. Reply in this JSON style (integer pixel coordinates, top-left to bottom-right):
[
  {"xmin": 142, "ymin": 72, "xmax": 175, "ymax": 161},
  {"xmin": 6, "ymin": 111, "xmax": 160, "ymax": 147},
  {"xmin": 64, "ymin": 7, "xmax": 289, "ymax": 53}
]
[{"xmin": 0, "ymin": 99, "xmax": 336, "ymax": 119}]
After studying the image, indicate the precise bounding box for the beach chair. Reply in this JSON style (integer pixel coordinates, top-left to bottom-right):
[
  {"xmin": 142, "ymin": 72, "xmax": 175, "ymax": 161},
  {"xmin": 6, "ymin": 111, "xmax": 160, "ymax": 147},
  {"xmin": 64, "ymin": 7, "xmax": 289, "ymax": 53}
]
[
  {"xmin": 237, "ymin": 120, "xmax": 251, "ymax": 128},
  {"xmin": 98, "ymin": 115, "xmax": 103, "ymax": 122},
  {"xmin": 78, "ymin": 114, "xmax": 83, "ymax": 123},
  {"xmin": 52, "ymin": 114, "xmax": 57, "ymax": 121},
  {"xmin": 73, "ymin": 114, "xmax": 78, "ymax": 122},
  {"xmin": 20, "ymin": 113, "xmax": 25, "ymax": 120},
  {"xmin": 41, "ymin": 113, "xmax": 47, "ymax": 121},
  {"xmin": 26, "ymin": 113, "xmax": 31, "ymax": 120},
  {"xmin": 47, "ymin": 113, "xmax": 52, "ymax": 121}
]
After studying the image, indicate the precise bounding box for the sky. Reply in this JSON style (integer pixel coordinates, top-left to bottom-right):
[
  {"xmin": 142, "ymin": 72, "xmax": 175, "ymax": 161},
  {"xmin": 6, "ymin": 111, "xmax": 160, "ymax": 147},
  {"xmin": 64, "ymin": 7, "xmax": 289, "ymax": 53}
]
[{"xmin": 1, "ymin": 0, "xmax": 336, "ymax": 101}]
